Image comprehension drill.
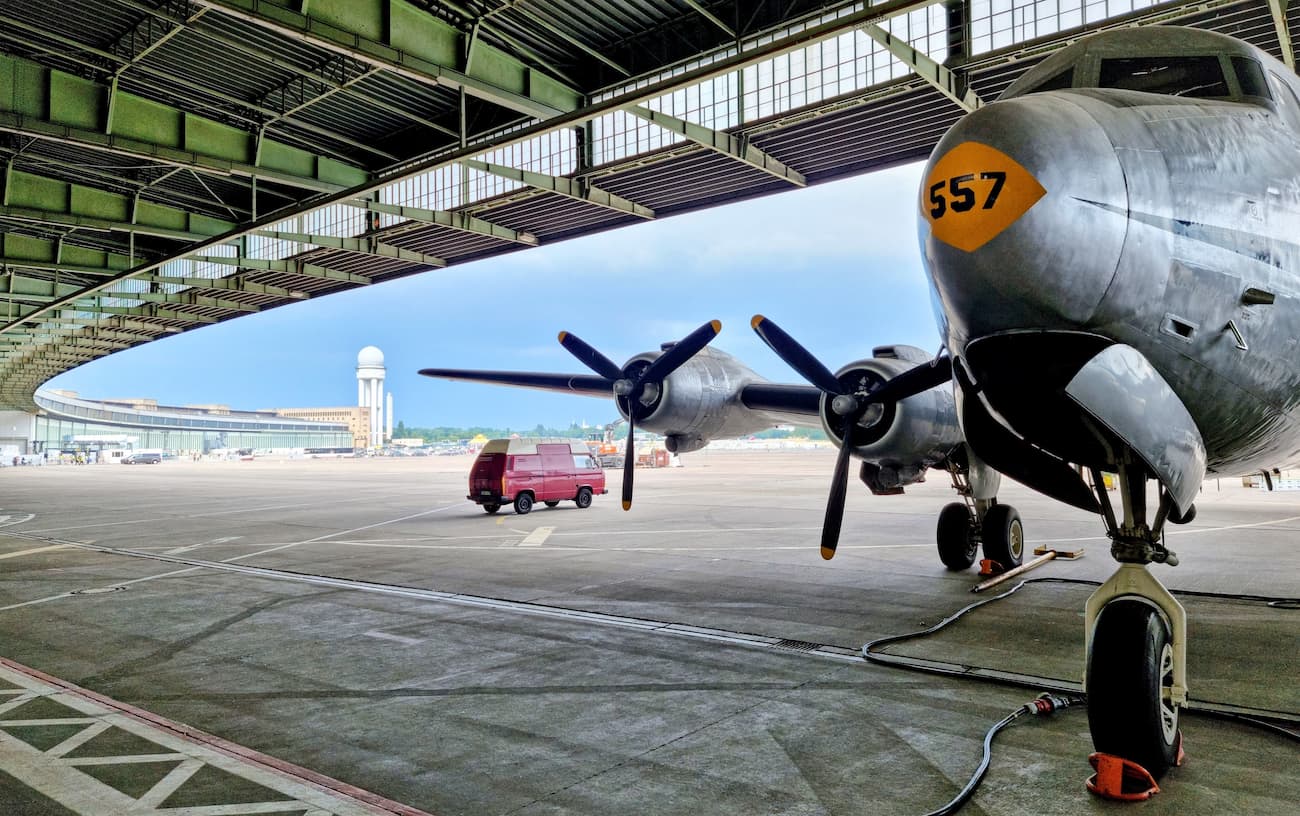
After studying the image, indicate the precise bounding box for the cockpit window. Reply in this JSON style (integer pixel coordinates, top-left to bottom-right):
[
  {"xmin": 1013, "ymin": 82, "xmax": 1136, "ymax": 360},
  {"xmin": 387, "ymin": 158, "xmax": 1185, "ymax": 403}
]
[
  {"xmin": 1098, "ymin": 56, "xmax": 1229, "ymax": 97},
  {"xmin": 1033, "ymin": 67, "xmax": 1074, "ymax": 93},
  {"xmin": 1232, "ymin": 57, "xmax": 1270, "ymax": 98}
]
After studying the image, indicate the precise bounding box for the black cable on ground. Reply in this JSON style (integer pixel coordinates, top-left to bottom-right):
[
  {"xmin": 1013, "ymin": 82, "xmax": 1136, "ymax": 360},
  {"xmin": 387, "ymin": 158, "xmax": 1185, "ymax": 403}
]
[{"xmin": 862, "ymin": 576, "xmax": 1300, "ymax": 815}]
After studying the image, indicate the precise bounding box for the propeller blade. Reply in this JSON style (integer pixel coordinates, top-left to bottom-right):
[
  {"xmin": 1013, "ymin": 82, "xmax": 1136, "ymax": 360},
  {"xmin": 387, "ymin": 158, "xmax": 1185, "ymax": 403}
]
[
  {"xmin": 621, "ymin": 411, "xmax": 636, "ymax": 511},
  {"xmin": 640, "ymin": 320, "xmax": 722, "ymax": 384},
  {"xmin": 558, "ymin": 331, "xmax": 624, "ymax": 381},
  {"xmin": 864, "ymin": 356, "xmax": 953, "ymax": 405},
  {"xmin": 821, "ymin": 415, "xmax": 856, "ymax": 560},
  {"xmin": 750, "ymin": 315, "xmax": 845, "ymax": 395}
]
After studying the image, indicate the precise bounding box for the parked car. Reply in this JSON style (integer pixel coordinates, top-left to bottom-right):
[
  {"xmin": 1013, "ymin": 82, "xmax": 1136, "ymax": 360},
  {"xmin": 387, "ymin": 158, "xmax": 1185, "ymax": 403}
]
[
  {"xmin": 468, "ymin": 438, "xmax": 606, "ymax": 514},
  {"xmin": 122, "ymin": 451, "xmax": 162, "ymax": 464}
]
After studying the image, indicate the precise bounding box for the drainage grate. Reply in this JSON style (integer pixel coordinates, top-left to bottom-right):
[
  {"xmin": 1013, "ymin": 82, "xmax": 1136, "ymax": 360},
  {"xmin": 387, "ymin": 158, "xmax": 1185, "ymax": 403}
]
[{"xmin": 772, "ymin": 638, "xmax": 821, "ymax": 653}]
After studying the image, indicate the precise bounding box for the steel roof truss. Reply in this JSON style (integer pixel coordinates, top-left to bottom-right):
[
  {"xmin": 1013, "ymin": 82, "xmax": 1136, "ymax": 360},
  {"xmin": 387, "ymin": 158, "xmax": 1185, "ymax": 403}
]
[
  {"xmin": 682, "ymin": 0, "xmax": 736, "ymax": 38},
  {"xmin": 1267, "ymin": 0, "xmax": 1296, "ymax": 69},
  {"xmin": 462, "ymin": 159, "xmax": 654, "ymax": 219},
  {"xmin": 348, "ymin": 199, "xmax": 538, "ymax": 245},
  {"xmin": 252, "ymin": 230, "xmax": 446, "ymax": 267},
  {"xmin": 95, "ymin": 290, "xmax": 260, "ymax": 313},
  {"xmin": 141, "ymin": 271, "xmax": 305, "ymax": 299},
  {"xmin": 861, "ymin": 25, "xmax": 983, "ymax": 112},
  {"xmin": 627, "ymin": 106, "xmax": 806, "ymax": 186},
  {"xmin": 194, "ymin": 0, "xmax": 580, "ymax": 120},
  {"xmin": 187, "ymin": 254, "xmax": 372, "ymax": 285}
]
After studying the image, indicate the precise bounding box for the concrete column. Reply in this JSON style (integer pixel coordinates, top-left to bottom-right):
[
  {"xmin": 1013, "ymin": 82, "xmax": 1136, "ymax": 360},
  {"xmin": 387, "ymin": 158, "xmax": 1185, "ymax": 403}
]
[
  {"xmin": 370, "ymin": 379, "xmax": 380, "ymax": 447},
  {"xmin": 358, "ymin": 379, "xmax": 366, "ymax": 407},
  {"xmin": 385, "ymin": 392, "xmax": 393, "ymax": 441}
]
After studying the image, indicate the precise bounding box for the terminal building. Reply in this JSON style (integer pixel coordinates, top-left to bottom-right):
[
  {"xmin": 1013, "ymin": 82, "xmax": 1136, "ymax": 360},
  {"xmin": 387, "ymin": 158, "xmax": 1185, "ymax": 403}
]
[{"xmin": 3, "ymin": 347, "xmax": 392, "ymax": 459}]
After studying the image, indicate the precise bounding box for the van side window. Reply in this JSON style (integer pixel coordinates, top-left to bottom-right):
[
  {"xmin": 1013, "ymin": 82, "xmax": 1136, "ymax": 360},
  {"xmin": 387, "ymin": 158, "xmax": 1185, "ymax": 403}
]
[{"xmin": 574, "ymin": 454, "xmax": 596, "ymax": 469}]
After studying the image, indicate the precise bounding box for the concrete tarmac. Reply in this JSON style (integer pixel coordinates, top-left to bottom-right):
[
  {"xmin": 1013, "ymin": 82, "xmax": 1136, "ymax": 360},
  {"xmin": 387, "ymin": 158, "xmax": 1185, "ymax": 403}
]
[{"xmin": 0, "ymin": 450, "xmax": 1296, "ymax": 815}]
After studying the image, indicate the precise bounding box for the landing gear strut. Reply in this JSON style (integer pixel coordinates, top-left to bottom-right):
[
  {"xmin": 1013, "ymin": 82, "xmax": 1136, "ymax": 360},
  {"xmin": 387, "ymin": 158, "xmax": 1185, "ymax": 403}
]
[
  {"xmin": 1083, "ymin": 464, "xmax": 1189, "ymax": 779},
  {"xmin": 937, "ymin": 454, "xmax": 1022, "ymax": 571}
]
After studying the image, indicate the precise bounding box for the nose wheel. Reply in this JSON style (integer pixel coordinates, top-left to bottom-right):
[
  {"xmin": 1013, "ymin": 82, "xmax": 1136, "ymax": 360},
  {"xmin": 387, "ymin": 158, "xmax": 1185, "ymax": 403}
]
[{"xmin": 1083, "ymin": 465, "xmax": 1188, "ymax": 781}]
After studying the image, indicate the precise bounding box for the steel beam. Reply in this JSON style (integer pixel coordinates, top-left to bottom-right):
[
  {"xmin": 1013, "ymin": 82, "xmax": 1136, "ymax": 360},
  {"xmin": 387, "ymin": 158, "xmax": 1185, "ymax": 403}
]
[
  {"xmin": 861, "ymin": 24, "xmax": 982, "ymax": 111},
  {"xmin": 0, "ymin": 112, "xmax": 347, "ymax": 195},
  {"xmin": 187, "ymin": 254, "xmax": 372, "ymax": 285},
  {"xmin": 682, "ymin": 0, "xmax": 736, "ymax": 38},
  {"xmin": 462, "ymin": 160, "xmax": 654, "ymax": 219},
  {"xmin": 194, "ymin": 0, "xmax": 581, "ymax": 120},
  {"xmin": 113, "ymin": 0, "xmax": 460, "ymax": 139},
  {"xmin": 1267, "ymin": 0, "xmax": 1296, "ymax": 69},
  {"xmin": 347, "ymin": 199, "xmax": 537, "ymax": 245},
  {"xmin": 140, "ymin": 272, "xmax": 306, "ymax": 299},
  {"xmin": 100, "ymin": 290, "xmax": 261, "ymax": 313},
  {"xmin": 0, "ymin": 205, "xmax": 210, "ymax": 243},
  {"xmin": 252, "ymin": 230, "xmax": 446, "ymax": 267},
  {"xmin": 627, "ymin": 106, "xmax": 805, "ymax": 186}
]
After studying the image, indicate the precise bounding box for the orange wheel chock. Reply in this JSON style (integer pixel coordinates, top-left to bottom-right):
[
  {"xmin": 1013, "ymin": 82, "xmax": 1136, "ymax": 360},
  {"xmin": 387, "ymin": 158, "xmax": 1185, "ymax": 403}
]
[
  {"xmin": 978, "ymin": 558, "xmax": 1003, "ymax": 576},
  {"xmin": 1086, "ymin": 753, "xmax": 1160, "ymax": 801}
]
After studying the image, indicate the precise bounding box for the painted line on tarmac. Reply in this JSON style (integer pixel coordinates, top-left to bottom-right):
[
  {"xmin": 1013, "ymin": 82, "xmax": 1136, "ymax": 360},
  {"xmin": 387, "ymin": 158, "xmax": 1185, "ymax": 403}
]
[
  {"xmin": 519, "ymin": 526, "xmax": 554, "ymax": 547},
  {"xmin": 40, "ymin": 541, "xmax": 868, "ymax": 665},
  {"xmin": 220, "ymin": 503, "xmax": 467, "ymax": 562},
  {"xmin": 165, "ymin": 535, "xmax": 244, "ymax": 555},
  {"xmin": 363, "ymin": 630, "xmax": 423, "ymax": 646},
  {"xmin": 1031, "ymin": 513, "xmax": 1300, "ymax": 545},
  {"xmin": 0, "ymin": 544, "xmax": 68, "ymax": 560}
]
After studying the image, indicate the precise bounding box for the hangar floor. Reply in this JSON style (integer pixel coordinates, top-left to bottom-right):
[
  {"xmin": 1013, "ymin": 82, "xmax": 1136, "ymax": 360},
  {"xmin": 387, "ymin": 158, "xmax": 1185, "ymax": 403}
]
[{"xmin": 0, "ymin": 450, "xmax": 1296, "ymax": 815}]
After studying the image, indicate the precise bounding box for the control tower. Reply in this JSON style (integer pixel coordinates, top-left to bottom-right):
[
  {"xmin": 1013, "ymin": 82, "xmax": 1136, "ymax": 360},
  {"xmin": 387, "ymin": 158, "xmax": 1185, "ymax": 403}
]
[{"xmin": 356, "ymin": 346, "xmax": 386, "ymax": 448}]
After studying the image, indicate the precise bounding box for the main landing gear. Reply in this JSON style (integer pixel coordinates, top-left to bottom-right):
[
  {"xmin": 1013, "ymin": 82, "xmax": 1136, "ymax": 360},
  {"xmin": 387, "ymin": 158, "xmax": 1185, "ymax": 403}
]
[
  {"xmin": 936, "ymin": 453, "xmax": 1023, "ymax": 571},
  {"xmin": 1084, "ymin": 463, "xmax": 1193, "ymax": 780}
]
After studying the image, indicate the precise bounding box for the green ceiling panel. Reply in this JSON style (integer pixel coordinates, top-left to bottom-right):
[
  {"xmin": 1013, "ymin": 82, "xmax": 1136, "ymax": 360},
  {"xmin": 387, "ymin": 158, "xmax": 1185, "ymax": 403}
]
[{"xmin": 48, "ymin": 72, "xmax": 103, "ymax": 130}]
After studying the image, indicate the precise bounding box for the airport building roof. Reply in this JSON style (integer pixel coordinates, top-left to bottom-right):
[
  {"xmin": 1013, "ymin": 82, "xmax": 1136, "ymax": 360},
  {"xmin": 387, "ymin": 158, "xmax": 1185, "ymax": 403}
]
[{"xmin": 0, "ymin": 0, "xmax": 1294, "ymax": 409}]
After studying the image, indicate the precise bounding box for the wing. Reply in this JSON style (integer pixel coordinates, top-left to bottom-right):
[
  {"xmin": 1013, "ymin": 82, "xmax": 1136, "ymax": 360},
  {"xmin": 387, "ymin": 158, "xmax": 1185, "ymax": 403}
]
[{"xmin": 418, "ymin": 368, "xmax": 613, "ymax": 397}]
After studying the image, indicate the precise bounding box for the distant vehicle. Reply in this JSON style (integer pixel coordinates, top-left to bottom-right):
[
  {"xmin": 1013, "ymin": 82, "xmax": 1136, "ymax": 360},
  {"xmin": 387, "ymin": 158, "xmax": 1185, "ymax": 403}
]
[
  {"xmin": 122, "ymin": 450, "xmax": 162, "ymax": 465},
  {"xmin": 305, "ymin": 447, "xmax": 355, "ymax": 458},
  {"xmin": 468, "ymin": 438, "xmax": 606, "ymax": 515}
]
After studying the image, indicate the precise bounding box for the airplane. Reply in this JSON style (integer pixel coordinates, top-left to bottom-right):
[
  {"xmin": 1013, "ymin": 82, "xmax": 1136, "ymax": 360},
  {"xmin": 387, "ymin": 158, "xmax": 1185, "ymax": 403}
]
[{"xmin": 422, "ymin": 25, "xmax": 1300, "ymax": 786}]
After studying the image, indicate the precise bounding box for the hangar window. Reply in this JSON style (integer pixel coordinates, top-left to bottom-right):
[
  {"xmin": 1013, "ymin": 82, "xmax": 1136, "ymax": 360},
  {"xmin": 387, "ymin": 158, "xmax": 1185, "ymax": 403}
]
[{"xmin": 1098, "ymin": 56, "xmax": 1228, "ymax": 98}]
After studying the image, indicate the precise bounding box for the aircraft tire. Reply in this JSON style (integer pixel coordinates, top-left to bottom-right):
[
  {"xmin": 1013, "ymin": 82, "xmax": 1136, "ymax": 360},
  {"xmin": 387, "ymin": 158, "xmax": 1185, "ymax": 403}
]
[
  {"xmin": 1086, "ymin": 599, "xmax": 1180, "ymax": 778},
  {"xmin": 981, "ymin": 504, "xmax": 1024, "ymax": 568},
  {"xmin": 514, "ymin": 493, "xmax": 534, "ymax": 515},
  {"xmin": 936, "ymin": 502, "xmax": 978, "ymax": 570},
  {"xmin": 483, "ymin": 503, "xmax": 500, "ymax": 515}
]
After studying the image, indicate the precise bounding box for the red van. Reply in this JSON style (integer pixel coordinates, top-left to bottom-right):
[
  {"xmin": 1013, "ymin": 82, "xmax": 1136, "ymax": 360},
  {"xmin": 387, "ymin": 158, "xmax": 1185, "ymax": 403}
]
[{"xmin": 468, "ymin": 438, "xmax": 607, "ymax": 514}]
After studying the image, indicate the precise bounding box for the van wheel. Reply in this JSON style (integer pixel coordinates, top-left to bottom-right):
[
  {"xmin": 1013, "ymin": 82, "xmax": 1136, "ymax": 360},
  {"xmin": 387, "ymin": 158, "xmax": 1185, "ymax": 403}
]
[
  {"xmin": 514, "ymin": 493, "xmax": 534, "ymax": 515},
  {"xmin": 544, "ymin": 500, "xmax": 560, "ymax": 508},
  {"xmin": 483, "ymin": 503, "xmax": 500, "ymax": 515},
  {"xmin": 575, "ymin": 487, "xmax": 593, "ymax": 509}
]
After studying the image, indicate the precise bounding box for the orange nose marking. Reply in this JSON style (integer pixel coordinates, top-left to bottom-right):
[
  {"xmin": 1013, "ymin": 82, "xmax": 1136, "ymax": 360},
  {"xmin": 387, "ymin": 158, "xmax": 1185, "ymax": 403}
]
[{"xmin": 921, "ymin": 141, "xmax": 1046, "ymax": 252}]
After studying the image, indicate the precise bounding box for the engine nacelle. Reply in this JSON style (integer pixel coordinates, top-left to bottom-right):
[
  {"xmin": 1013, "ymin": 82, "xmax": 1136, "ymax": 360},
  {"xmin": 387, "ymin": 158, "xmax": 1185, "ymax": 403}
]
[
  {"xmin": 614, "ymin": 346, "xmax": 778, "ymax": 453},
  {"xmin": 822, "ymin": 345, "xmax": 963, "ymax": 492}
]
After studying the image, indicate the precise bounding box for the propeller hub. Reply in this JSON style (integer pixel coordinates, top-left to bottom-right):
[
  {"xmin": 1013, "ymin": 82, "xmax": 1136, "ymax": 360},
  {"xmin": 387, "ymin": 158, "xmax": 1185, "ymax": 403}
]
[
  {"xmin": 613, "ymin": 379, "xmax": 634, "ymax": 396},
  {"xmin": 830, "ymin": 394, "xmax": 859, "ymax": 417}
]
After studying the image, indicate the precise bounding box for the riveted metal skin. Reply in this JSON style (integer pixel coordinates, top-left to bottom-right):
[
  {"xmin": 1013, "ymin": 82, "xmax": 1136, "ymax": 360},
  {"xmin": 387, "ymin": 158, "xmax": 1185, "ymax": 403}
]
[{"xmin": 921, "ymin": 27, "xmax": 1300, "ymax": 492}]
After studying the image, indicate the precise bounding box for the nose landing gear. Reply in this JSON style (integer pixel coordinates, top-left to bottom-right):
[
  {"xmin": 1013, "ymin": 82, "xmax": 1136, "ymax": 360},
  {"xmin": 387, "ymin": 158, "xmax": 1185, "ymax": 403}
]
[{"xmin": 1083, "ymin": 464, "xmax": 1189, "ymax": 780}]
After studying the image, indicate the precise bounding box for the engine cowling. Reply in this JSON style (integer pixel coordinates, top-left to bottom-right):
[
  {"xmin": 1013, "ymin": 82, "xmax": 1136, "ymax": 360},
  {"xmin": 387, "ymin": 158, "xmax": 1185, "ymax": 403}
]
[
  {"xmin": 613, "ymin": 346, "xmax": 779, "ymax": 453},
  {"xmin": 822, "ymin": 345, "xmax": 963, "ymax": 491}
]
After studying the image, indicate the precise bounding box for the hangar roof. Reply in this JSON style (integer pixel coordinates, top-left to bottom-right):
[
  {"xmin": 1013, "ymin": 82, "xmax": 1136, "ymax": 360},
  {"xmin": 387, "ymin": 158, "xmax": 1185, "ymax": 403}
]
[{"xmin": 0, "ymin": 0, "xmax": 1295, "ymax": 409}]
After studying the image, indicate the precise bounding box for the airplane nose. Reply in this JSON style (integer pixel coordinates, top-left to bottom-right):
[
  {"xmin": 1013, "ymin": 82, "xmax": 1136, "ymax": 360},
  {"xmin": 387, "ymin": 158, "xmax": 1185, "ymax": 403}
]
[{"xmin": 919, "ymin": 94, "xmax": 1128, "ymax": 349}]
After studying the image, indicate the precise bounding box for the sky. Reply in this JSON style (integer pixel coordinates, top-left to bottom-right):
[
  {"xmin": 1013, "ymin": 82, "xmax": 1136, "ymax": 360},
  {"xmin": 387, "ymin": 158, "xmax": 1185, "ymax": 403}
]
[{"xmin": 46, "ymin": 161, "xmax": 939, "ymax": 430}]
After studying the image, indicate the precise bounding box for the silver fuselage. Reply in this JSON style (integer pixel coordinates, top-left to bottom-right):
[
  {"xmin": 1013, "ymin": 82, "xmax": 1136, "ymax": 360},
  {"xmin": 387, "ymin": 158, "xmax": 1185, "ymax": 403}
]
[{"xmin": 923, "ymin": 76, "xmax": 1300, "ymax": 474}]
